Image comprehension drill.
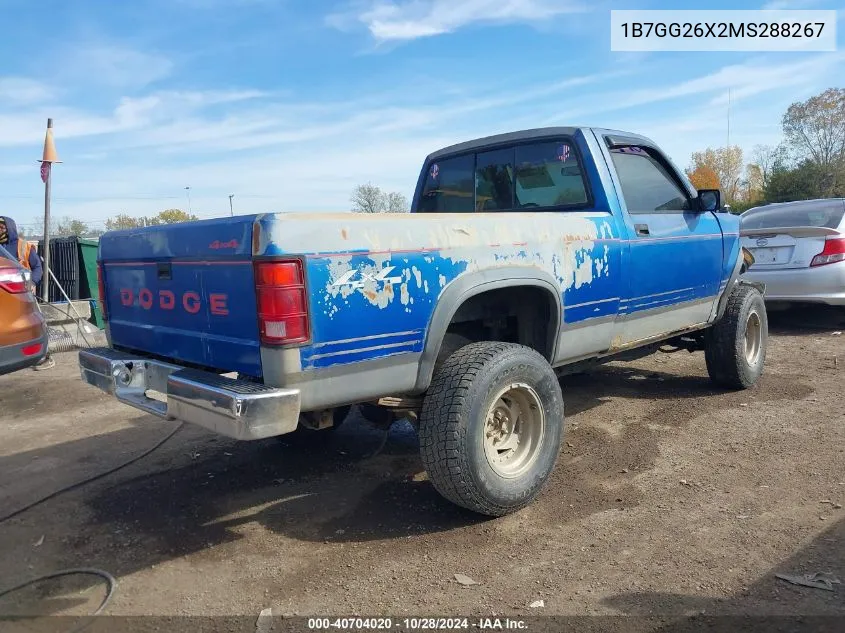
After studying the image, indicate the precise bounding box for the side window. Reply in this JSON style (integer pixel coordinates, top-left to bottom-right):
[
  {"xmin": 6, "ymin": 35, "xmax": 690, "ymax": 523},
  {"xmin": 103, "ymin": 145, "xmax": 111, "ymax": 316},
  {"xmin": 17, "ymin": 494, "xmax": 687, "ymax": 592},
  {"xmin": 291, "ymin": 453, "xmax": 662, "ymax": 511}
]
[
  {"xmin": 475, "ymin": 148, "xmax": 514, "ymax": 211},
  {"xmin": 514, "ymin": 141, "xmax": 588, "ymax": 208},
  {"xmin": 418, "ymin": 154, "xmax": 475, "ymax": 213},
  {"xmin": 610, "ymin": 146, "xmax": 690, "ymax": 213}
]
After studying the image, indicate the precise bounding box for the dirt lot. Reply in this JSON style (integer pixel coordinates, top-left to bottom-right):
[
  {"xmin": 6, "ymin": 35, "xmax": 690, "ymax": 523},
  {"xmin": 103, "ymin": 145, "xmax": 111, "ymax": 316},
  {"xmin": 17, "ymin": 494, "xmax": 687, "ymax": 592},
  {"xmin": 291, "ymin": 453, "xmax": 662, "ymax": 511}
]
[{"xmin": 1, "ymin": 306, "xmax": 844, "ymax": 627}]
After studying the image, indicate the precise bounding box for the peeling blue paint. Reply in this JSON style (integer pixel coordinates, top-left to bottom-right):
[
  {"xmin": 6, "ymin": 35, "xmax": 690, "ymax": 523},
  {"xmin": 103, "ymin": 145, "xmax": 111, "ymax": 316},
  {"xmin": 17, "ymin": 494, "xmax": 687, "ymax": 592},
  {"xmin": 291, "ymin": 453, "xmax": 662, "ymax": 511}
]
[{"xmin": 300, "ymin": 253, "xmax": 469, "ymax": 369}]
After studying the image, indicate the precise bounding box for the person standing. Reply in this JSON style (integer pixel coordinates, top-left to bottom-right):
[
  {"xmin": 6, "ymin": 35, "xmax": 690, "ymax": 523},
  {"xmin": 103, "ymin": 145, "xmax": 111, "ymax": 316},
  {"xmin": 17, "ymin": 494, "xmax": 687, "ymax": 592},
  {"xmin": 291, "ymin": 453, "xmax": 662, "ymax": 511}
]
[{"xmin": 0, "ymin": 216, "xmax": 55, "ymax": 370}]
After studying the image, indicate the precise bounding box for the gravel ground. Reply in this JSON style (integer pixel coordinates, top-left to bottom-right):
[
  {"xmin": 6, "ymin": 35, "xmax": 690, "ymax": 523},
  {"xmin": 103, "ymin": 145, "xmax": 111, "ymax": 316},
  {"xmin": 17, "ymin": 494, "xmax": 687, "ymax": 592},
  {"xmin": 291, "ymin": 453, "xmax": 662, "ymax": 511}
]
[{"xmin": 1, "ymin": 305, "xmax": 844, "ymax": 628}]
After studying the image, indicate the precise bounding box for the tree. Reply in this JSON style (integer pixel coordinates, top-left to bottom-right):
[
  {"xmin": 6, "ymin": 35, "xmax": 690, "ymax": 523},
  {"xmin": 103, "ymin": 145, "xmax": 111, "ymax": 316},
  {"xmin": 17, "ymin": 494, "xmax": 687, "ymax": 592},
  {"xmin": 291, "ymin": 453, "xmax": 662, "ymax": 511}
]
[
  {"xmin": 686, "ymin": 164, "xmax": 720, "ymax": 190},
  {"xmin": 751, "ymin": 144, "xmax": 787, "ymax": 191},
  {"xmin": 155, "ymin": 208, "xmax": 199, "ymax": 224},
  {"xmin": 350, "ymin": 183, "xmax": 410, "ymax": 213},
  {"xmin": 764, "ymin": 159, "xmax": 844, "ymax": 203},
  {"xmin": 689, "ymin": 146, "xmax": 744, "ymax": 204},
  {"xmin": 105, "ymin": 214, "xmax": 145, "ymax": 231},
  {"xmin": 54, "ymin": 217, "xmax": 90, "ymax": 237},
  {"xmin": 351, "ymin": 183, "xmax": 385, "ymax": 213},
  {"xmin": 782, "ymin": 88, "xmax": 845, "ymax": 175},
  {"xmin": 742, "ymin": 163, "xmax": 765, "ymax": 205},
  {"xmin": 385, "ymin": 191, "xmax": 409, "ymax": 213},
  {"xmin": 105, "ymin": 209, "xmax": 199, "ymax": 231}
]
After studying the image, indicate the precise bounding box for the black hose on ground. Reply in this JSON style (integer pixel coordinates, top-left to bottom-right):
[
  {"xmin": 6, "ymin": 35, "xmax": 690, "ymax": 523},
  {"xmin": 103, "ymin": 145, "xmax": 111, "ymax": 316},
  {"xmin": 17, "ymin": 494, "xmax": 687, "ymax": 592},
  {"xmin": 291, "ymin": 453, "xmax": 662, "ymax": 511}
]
[
  {"xmin": 0, "ymin": 423, "xmax": 186, "ymax": 631},
  {"xmin": 0, "ymin": 567, "xmax": 117, "ymax": 633},
  {"xmin": 0, "ymin": 422, "xmax": 184, "ymax": 525}
]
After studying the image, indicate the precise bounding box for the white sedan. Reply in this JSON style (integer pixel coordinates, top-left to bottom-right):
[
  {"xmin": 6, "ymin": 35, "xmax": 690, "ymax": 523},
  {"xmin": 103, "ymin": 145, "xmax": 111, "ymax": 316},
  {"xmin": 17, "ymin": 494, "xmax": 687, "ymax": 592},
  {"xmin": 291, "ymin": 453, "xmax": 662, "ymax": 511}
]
[{"xmin": 740, "ymin": 198, "xmax": 845, "ymax": 306}]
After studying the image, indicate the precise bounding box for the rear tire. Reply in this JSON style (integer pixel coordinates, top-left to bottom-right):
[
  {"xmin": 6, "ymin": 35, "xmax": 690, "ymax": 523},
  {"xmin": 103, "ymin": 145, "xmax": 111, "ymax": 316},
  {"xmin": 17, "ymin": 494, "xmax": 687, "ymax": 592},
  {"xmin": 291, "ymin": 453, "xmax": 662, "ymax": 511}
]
[
  {"xmin": 418, "ymin": 342, "xmax": 564, "ymax": 516},
  {"xmin": 705, "ymin": 285, "xmax": 768, "ymax": 389}
]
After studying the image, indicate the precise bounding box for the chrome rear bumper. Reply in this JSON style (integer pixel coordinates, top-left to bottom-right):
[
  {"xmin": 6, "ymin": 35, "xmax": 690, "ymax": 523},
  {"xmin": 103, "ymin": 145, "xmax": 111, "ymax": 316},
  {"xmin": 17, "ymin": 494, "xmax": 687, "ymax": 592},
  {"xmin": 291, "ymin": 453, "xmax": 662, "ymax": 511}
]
[{"xmin": 79, "ymin": 348, "xmax": 300, "ymax": 440}]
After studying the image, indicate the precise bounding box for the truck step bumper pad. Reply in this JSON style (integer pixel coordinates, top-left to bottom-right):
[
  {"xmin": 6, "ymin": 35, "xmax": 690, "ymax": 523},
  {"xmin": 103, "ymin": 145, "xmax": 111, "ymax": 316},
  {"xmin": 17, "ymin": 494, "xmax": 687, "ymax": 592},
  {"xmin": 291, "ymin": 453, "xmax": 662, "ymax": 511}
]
[{"xmin": 79, "ymin": 347, "xmax": 300, "ymax": 440}]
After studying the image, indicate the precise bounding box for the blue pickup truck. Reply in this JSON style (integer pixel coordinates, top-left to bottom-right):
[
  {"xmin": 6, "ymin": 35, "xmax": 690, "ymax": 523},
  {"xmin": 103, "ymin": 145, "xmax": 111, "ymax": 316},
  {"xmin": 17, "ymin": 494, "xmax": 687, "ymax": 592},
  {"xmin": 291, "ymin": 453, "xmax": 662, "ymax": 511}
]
[{"xmin": 80, "ymin": 127, "xmax": 765, "ymax": 516}]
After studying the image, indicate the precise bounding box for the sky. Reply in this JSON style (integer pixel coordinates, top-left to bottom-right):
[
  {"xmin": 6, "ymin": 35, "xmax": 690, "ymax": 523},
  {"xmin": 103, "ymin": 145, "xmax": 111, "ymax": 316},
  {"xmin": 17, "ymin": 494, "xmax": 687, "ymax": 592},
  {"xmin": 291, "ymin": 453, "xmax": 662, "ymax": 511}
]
[{"xmin": 0, "ymin": 0, "xmax": 843, "ymax": 233}]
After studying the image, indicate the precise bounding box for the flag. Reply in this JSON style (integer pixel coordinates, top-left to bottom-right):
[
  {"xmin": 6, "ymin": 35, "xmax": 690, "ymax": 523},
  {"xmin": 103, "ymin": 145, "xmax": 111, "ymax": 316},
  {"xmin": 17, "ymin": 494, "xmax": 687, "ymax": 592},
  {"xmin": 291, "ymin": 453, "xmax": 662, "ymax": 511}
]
[{"xmin": 40, "ymin": 161, "xmax": 51, "ymax": 183}]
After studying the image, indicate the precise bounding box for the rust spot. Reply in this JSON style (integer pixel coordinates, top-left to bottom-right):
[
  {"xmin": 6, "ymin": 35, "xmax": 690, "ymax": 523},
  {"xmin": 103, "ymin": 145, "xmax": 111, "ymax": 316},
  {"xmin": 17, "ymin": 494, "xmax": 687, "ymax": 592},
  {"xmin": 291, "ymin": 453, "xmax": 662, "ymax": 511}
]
[
  {"xmin": 341, "ymin": 229, "xmax": 348, "ymax": 240},
  {"xmin": 564, "ymin": 233, "xmax": 593, "ymax": 244},
  {"xmin": 252, "ymin": 223, "xmax": 261, "ymax": 254},
  {"xmin": 609, "ymin": 334, "xmax": 625, "ymax": 351},
  {"xmin": 363, "ymin": 290, "xmax": 377, "ymax": 301}
]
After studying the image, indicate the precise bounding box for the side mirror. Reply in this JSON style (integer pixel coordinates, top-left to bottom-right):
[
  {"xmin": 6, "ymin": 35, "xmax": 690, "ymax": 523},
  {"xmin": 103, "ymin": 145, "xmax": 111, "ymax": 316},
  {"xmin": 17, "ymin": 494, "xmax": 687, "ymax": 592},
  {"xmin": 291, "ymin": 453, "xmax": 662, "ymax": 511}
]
[{"xmin": 697, "ymin": 189, "xmax": 720, "ymax": 212}]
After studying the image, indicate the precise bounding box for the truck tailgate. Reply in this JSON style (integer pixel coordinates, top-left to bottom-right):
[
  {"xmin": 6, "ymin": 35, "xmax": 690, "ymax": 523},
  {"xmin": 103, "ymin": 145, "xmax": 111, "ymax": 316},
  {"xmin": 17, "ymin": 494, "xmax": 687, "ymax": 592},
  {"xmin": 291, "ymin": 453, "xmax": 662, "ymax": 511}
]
[{"xmin": 100, "ymin": 216, "xmax": 262, "ymax": 377}]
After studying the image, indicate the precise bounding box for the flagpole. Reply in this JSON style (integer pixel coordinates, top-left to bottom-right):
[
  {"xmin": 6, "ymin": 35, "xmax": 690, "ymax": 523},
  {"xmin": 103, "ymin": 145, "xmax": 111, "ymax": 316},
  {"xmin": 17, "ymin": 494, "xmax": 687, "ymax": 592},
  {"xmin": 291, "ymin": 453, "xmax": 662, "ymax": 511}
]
[
  {"xmin": 42, "ymin": 120, "xmax": 52, "ymax": 302},
  {"xmin": 39, "ymin": 118, "xmax": 60, "ymax": 303}
]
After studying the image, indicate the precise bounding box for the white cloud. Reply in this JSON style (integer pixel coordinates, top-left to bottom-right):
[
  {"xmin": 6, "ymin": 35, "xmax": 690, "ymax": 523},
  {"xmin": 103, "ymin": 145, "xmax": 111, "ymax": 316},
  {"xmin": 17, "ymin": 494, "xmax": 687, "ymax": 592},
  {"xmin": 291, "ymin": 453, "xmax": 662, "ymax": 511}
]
[
  {"xmin": 0, "ymin": 164, "xmax": 32, "ymax": 177},
  {"xmin": 171, "ymin": 0, "xmax": 274, "ymax": 7},
  {"xmin": 0, "ymin": 89, "xmax": 267, "ymax": 147},
  {"xmin": 0, "ymin": 69, "xmax": 612, "ymax": 155},
  {"xmin": 330, "ymin": 0, "xmax": 586, "ymax": 41},
  {"xmin": 538, "ymin": 53, "xmax": 844, "ymax": 126},
  {"xmin": 54, "ymin": 44, "xmax": 173, "ymax": 89},
  {"xmin": 627, "ymin": 55, "xmax": 842, "ymax": 110},
  {"xmin": 0, "ymin": 78, "xmax": 53, "ymax": 105},
  {"xmin": 761, "ymin": 0, "xmax": 820, "ymax": 9}
]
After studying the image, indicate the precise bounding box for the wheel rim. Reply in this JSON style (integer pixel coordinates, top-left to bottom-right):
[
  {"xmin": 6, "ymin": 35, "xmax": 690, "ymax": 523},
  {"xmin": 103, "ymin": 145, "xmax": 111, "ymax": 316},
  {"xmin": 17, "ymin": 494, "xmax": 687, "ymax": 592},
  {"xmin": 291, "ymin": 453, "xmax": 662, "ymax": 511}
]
[
  {"xmin": 744, "ymin": 311, "xmax": 762, "ymax": 365},
  {"xmin": 483, "ymin": 382, "xmax": 545, "ymax": 479}
]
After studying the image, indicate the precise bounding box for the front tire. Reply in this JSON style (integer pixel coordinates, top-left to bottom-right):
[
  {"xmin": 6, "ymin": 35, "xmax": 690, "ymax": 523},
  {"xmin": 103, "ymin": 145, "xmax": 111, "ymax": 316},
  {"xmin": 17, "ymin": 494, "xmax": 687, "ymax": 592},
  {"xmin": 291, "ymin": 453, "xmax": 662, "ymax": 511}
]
[
  {"xmin": 418, "ymin": 342, "xmax": 564, "ymax": 516},
  {"xmin": 705, "ymin": 285, "xmax": 768, "ymax": 389}
]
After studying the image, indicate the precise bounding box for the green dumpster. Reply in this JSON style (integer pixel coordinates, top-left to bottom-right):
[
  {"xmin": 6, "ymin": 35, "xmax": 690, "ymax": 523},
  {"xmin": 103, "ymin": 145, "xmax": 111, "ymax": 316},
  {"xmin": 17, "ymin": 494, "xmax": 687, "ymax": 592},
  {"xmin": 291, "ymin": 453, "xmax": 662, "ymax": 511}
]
[{"xmin": 77, "ymin": 238, "xmax": 105, "ymax": 329}]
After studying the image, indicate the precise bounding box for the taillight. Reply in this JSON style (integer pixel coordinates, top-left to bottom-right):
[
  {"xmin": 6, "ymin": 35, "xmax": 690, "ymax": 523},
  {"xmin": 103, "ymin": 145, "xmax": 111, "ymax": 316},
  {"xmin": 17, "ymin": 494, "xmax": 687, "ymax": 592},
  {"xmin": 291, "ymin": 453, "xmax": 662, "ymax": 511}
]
[
  {"xmin": 255, "ymin": 259, "xmax": 309, "ymax": 346},
  {"xmin": 21, "ymin": 343, "xmax": 43, "ymax": 357},
  {"xmin": 97, "ymin": 262, "xmax": 108, "ymax": 320},
  {"xmin": 0, "ymin": 267, "xmax": 27, "ymax": 294},
  {"xmin": 810, "ymin": 238, "xmax": 845, "ymax": 267}
]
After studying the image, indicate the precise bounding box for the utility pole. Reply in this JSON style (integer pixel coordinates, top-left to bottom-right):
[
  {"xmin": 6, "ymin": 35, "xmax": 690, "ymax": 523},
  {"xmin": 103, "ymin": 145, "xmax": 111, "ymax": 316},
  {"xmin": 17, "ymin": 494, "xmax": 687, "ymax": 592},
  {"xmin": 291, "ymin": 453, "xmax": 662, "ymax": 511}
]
[
  {"xmin": 185, "ymin": 186, "xmax": 192, "ymax": 214},
  {"xmin": 727, "ymin": 88, "xmax": 731, "ymax": 149},
  {"xmin": 228, "ymin": 194, "xmax": 234, "ymax": 217},
  {"xmin": 39, "ymin": 118, "xmax": 60, "ymax": 303}
]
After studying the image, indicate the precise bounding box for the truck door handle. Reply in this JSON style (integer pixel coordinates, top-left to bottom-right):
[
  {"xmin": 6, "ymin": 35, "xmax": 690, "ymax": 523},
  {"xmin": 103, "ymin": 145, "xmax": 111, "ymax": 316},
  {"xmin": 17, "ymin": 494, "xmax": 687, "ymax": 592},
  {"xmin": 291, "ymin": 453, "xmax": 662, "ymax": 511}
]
[
  {"xmin": 635, "ymin": 224, "xmax": 650, "ymax": 236},
  {"xmin": 157, "ymin": 263, "xmax": 172, "ymax": 280}
]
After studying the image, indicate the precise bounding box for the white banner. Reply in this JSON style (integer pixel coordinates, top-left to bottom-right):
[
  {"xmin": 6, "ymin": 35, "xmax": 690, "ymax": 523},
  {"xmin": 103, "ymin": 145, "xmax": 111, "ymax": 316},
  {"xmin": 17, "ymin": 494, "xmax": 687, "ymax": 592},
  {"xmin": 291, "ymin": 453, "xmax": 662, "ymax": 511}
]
[{"xmin": 610, "ymin": 10, "xmax": 837, "ymax": 52}]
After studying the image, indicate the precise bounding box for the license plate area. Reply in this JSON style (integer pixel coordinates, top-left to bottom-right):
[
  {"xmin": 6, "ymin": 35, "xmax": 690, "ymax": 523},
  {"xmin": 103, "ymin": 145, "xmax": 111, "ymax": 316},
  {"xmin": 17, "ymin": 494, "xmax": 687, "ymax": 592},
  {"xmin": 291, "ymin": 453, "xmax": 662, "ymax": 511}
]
[{"xmin": 748, "ymin": 246, "xmax": 793, "ymax": 265}]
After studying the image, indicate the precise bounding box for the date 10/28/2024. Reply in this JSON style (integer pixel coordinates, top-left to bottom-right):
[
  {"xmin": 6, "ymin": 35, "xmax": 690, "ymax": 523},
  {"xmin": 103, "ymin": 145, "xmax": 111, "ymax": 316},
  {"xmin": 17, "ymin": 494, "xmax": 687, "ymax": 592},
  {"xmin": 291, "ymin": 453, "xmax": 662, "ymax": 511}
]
[{"xmin": 307, "ymin": 617, "xmax": 529, "ymax": 630}]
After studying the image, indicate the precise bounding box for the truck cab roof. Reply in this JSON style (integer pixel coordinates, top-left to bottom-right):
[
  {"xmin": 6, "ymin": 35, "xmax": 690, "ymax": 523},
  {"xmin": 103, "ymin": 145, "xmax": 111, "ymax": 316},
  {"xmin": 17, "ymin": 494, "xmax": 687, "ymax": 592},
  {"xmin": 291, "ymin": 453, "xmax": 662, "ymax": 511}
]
[{"xmin": 425, "ymin": 126, "xmax": 657, "ymax": 162}]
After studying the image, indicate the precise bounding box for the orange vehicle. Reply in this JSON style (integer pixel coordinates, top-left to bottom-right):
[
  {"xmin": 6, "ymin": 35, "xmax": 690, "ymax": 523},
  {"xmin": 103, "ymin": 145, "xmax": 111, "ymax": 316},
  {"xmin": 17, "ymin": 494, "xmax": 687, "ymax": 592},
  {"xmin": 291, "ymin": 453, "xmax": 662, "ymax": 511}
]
[{"xmin": 0, "ymin": 248, "xmax": 48, "ymax": 375}]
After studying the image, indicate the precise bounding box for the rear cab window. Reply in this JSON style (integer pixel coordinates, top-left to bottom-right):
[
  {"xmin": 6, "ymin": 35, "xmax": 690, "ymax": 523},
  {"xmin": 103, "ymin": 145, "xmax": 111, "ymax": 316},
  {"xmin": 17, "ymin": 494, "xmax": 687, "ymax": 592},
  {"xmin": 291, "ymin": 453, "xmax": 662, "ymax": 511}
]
[
  {"xmin": 476, "ymin": 148, "xmax": 514, "ymax": 211},
  {"xmin": 416, "ymin": 138, "xmax": 590, "ymax": 213},
  {"xmin": 515, "ymin": 142, "xmax": 588, "ymax": 208},
  {"xmin": 417, "ymin": 155, "xmax": 475, "ymax": 213}
]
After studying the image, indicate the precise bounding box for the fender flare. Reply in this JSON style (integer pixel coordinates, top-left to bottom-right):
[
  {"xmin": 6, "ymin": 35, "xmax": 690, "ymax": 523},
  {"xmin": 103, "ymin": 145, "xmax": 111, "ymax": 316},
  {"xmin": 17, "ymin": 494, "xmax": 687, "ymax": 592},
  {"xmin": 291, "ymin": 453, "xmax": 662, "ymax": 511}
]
[
  {"xmin": 413, "ymin": 266, "xmax": 562, "ymax": 392},
  {"xmin": 710, "ymin": 247, "xmax": 765, "ymax": 323}
]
